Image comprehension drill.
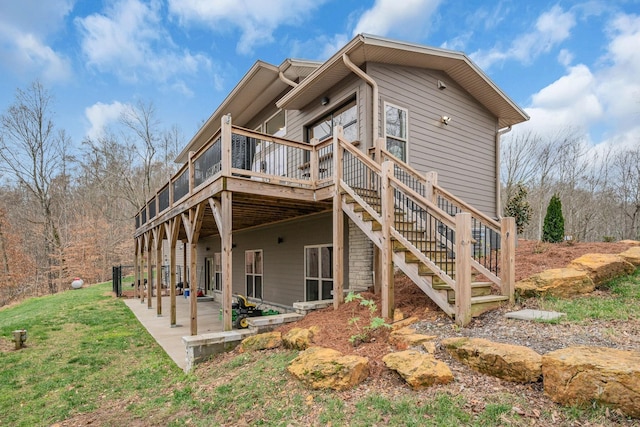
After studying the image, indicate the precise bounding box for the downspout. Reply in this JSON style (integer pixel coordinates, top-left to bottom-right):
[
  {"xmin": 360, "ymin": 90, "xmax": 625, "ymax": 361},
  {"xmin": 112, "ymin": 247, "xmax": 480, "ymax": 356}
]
[
  {"xmin": 495, "ymin": 125, "xmax": 512, "ymax": 218},
  {"xmin": 278, "ymin": 72, "xmax": 298, "ymax": 88},
  {"xmin": 342, "ymin": 53, "xmax": 379, "ymax": 153}
]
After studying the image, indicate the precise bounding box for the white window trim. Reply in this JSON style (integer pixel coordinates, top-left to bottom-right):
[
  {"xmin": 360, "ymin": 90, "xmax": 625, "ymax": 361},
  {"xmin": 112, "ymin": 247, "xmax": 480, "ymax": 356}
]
[
  {"xmin": 245, "ymin": 249, "xmax": 263, "ymax": 298},
  {"xmin": 383, "ymin": 101, "xmax": 409, "ymax": 162},
  {"xmin": 303, "ymin": 244, "xmax": 333, "ymax": 301}
]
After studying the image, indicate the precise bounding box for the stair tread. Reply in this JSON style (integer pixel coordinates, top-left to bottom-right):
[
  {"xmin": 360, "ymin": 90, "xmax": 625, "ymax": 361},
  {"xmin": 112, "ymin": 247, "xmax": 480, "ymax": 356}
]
[
  {"xmin": 432, "ymin": 281, "xmax": 492, "ymax": 290},
  {"xmin": 470, "ymin": 295, "xmax": 508, "ymax": 303}
]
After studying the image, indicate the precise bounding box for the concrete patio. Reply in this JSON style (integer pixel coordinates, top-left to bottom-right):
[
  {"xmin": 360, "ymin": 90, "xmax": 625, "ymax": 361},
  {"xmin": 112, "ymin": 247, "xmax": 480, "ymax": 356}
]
[{"xmin": 124, "ymin": 294, "xmax": 223, "ymax": 370}]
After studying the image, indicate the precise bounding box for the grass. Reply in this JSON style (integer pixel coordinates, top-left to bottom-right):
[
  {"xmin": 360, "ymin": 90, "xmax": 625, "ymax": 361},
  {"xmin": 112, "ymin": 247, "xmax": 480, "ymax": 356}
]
[
  {"xmin": 538, "ymin": 269, "xmax": 640, "ymax": 322},
  {"xmin": 2, "ymin": 279, "xmax": 638, "ymax": 426}
]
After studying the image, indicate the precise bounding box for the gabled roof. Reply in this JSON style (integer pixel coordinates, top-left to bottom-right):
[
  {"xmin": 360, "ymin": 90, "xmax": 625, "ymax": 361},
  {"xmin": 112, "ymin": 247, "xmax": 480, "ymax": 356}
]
[
  {"xmin": 176, "ymin": 58, "xmax": 320, "ymax": 163},
  {"xmin": 276, "ymin": 34, "xmax": 529, "ymax": 129}
]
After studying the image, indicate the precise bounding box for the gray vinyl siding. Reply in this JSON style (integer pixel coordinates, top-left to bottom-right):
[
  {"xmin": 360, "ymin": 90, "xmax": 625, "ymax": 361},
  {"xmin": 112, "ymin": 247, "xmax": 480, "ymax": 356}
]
[
  {"xmin": 369, "ymin": 63, "xmax": 498, "ymax": 215},
  {"xmin": 197, "ymin": 213, "xmax": 349, "ymax": 307},
  {"xmin": 285, "ymin": 75, "xmax": 369, "ymax": 149}
]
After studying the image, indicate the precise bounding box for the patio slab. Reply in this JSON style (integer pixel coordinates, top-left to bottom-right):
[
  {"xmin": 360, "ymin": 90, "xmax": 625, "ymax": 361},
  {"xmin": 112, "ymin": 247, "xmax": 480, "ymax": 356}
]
[
  {"xmin": 504, "ymin": 309, "xmax": 566, "ymax": 321},
  {"xmin": 124, "ymin": 295, "xmax": 223, "ymax": 370}
]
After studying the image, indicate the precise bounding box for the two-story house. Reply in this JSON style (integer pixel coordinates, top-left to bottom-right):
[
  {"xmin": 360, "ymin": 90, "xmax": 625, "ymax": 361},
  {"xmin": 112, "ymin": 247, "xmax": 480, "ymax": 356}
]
[{"xmin": 133, "ymin": 34, "xmax": 528, "ymax": 335}]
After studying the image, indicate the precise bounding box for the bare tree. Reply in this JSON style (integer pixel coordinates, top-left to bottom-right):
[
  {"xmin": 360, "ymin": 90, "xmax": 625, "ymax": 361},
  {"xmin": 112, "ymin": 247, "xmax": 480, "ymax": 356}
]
[{"xmin": 0, "ymin": 81, "xmax": 65, "ymax": 293}]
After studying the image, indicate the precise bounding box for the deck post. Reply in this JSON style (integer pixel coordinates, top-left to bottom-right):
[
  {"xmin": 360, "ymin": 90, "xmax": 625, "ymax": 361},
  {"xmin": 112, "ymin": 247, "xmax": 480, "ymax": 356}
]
[
  {"xmin": 182, "ymin": 204, "xmax": 204, "ymax": 336},
  {"xmin": 374, "ymin": 136, "xmax": 384, "ymax": 165},
  {"xmin": 381, "ymin": 161, "xmax": 394, "ymax": 319},
  {"xmin": 221, "ymin": 115, "xmax": 232, "ymax": 176},
  {"xmin": 310, "ymin": 137, "xmax": 319, "ymax": 184},
  {"xmin": 139, "ymin": 237, "xmax": 145, "ymax": 303},
  {"xmin": 221, "ymin": 192, "xmax": 233, "ymax": 331},
  {"xmin": 332, "ymin": 127, "xmax": 344, "ymax": 309},
  {"xmin": 134, "ymin": 237, "xmax": 140, "ymax": 300},
  {"xmin": 425, "ymin": 171, "xmax": 438, "ymax": 203},
  {"xmin": 145, "ymin": 232, "xmax": 152, "ymax": 309},
  {"xmin": 165, "ymin": 218, "xmax": 179, "ymax": 327},
  {"xmin": 500, "ymin": 217, "xmax": 516, "ymax": 303},
  {"xmin": 153, "ymin": 227, "xmax": 164, "ymax": 316},
  {"xmin": 454, "ymin": 212, "xmax": 472, "ymax": 326}
]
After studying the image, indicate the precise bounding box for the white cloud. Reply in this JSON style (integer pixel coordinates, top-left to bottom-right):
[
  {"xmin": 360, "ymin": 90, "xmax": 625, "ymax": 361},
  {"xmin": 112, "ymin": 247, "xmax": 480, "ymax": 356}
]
[
  {"xmin": 471, "ymin": 5, "xmax": 576, "ymax": 69},
  {"xmin": 0, "ymin": 0, "xmax": 73, "ymax": 81},
  {"xmin": 352, "ymin": 0, "xmax": 442, "ymax": 39},
  {"xmin": 514, "ymin": 12, "xmax": 640, "ymax": 152},
  {"xmin": 76, "ymin": 0, "xmax": 210, "ymax": 84},
  {"xmin": 85, "ymin": 101, "xmax": 128, "ymax": 139},
  {"xmin": 168, "ymin": 0, "xmax": 328, "ymax": 55}
]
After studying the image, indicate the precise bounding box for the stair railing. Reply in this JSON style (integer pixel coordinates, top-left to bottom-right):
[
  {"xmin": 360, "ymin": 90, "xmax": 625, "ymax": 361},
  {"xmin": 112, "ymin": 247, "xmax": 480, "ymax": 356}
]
[{"xmin": 376, "ymin": 146, "xmax": 514, "ymax": 301}]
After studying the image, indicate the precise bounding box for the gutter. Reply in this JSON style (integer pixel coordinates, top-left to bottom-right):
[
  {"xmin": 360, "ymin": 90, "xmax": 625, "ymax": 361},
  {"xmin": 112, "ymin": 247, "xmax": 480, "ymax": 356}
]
[
  {"xmin": 278, "ymin": 71, "xmax": 298, "ymax": 88},
  {"xmin": 342, "ymin": 53, "xmax": 379, "ymax": 149},
  {"xmin": 495, "ymin": 125, "xmax": 512, "ymax": 218}
]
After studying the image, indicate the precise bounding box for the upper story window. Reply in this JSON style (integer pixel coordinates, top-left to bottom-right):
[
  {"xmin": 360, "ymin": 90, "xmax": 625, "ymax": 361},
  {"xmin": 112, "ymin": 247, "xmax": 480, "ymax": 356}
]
[
  {"xmin": 385, "ymin": 102, "xmax": 408, "ymax": 162},
  {"xmin": 307, "ymin": 97, "xmax": 358, "ymax": 143},
  {"xmin": 265, "ymin": 110, "xmax": 286, "ymax": 137}
]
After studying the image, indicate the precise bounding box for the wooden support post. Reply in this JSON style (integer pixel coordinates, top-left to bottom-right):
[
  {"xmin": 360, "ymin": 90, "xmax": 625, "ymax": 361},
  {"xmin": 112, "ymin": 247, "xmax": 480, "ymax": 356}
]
[
  {"xmin": 374, "ymin": 137, "xmax": 384, "ymax": 165},
  {"xmin": 381, "ymin": 161, "xmax": 394, "ymax": 319},
  {"xmin": 455, "ymin": 213, "xmax": 472, "ymax": 326},
  {"xmin": 133, "ymin": 238, "xmax": 139, "ymax": 300},
  {"xmin": 165, "ymin": 218, "xmax": 179, "ymax": 327},
  {"xmin": 332, "ymin": 127, "xmax": 344, "ymax": 309},
  {"xmin": 189, "ymin": 241, "xmax": 197, "ymax": 335},
  {"xmin": 221, "ymin": 115, "xmax": 232, "ymax": 176},
  {"xmin": 500, "ymin": 217, "xmax": 516, "ymax": 304},
  {"xmin": 425, "ymin": 171, "xmax": 438, "ymax": 202},
  {"xmin": 139, "ymin": 238, "xmax": 145, "ymax": 303},
  {"xmin": 310, "ymin": 137, "xmax": 319, "ymax": 183},
  {"xmin": 182, "ymin": 204, "xmax": 204, "ymax": 335},
  {"xmin": 221, "ymin": 192, "xmax": 233, "ymax": 331},
  {"xmin": 146, "ymin": 233, "xmax": 152, "ymax": 309},
  {"xmin": 153, "ymin": 227, "xmax": 164, "ymax": 316}
]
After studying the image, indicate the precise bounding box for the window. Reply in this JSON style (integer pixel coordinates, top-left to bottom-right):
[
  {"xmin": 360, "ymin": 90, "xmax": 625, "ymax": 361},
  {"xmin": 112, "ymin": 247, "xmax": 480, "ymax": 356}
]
[
  {"xmin": 214, "ymin": 252, "xmax": 222, "ymax": 292},
  {"xmin": 304, "ymin": 245, "xmax": 333, "ymax": 301},
  {"xmin": 307, "ymin": 98, "xmax": 358, "ymax": 143},
  {"xmin": 265, "ymin": 110, "xmax": 286, "ymax": 136},
  {"xmin": 245, "ymin": 250, "xmax": 263, "ymax": 298},
  {"xmin": 385, "ymin": 103, "xmax": 408, "ymax": 162},
  {"xmin": 252, "ymin": 110, "xmax": 287, "ymax": 177}
]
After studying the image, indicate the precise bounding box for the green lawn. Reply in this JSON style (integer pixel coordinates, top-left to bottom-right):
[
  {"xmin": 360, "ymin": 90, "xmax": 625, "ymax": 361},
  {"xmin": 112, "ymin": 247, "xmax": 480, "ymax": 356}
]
[{"xmin": 1, "ymin": 277, "xmax": 637, "ymax": 426}]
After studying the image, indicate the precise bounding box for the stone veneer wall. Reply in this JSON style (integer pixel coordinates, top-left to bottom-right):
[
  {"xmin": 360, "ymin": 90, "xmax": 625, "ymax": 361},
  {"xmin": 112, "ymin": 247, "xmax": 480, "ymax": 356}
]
[{"xmin": 348, "ymin": 219, "xmax": 373, "ymax": 291}]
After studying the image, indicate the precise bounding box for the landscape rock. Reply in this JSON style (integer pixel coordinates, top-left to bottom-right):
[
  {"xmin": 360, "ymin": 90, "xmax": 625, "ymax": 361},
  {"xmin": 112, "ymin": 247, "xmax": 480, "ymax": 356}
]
[
  {"xmin": 515, "ymin": 268, "xmax": 594, "ymax": 298},
  {"xmin": 393, "ymin": 309, "xmax": 404, "ymax": 322},
  {"xmin": 388, "ymin": 327, "xmax": 436, "ymax": 350},
  {"xmin": 287, "ymin": 346, "xmax": 369, "ymax": 390},
  {"xmin": 568, "ymin": 253, "xmax": 635, "ymax": 286},
  {"xmin": 619, "ymin": 247, "xmax": 640, "ymax": 266},
  {"xmin": 542, "ymin": 346, "xmax": 640, "ymax": 418},
  {"xmin": 382, "ymin": 350, "xmax": 453, "ymax": 389},
  {"xmin": 619, "ymin": 240, "xmax": 640, "ymax": 246},
  {"xmin": 441, "ymin": 337, "xmax": 542, "ymax": 383},
  {"xmin": 282, "ymin": 326, "xmax": 318, "ymax": 350},
  {"xmin": 239, "ymin": 331, "xmax": 281, "ymax": 352},
  {"xmin": 390, "ymin": 316, "xmax": 419, "ymax": 331}
]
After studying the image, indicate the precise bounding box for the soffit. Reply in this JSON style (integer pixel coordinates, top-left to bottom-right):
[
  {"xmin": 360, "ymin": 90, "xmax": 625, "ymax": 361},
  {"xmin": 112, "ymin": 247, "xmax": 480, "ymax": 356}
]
[
  {"xmin": 277, "ymin": 34, "xmax": 529, "ymax": 129},
  {"xmin": 176, "ymin": 60, "xmax": 320, "ymax": 164}
]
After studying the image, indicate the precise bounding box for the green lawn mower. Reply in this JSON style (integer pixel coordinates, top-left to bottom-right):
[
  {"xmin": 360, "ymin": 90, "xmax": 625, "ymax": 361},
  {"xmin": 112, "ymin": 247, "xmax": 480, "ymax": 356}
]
[{"xmin": 231, "ymin": 294, "xmax": 280, "ymax": 329}]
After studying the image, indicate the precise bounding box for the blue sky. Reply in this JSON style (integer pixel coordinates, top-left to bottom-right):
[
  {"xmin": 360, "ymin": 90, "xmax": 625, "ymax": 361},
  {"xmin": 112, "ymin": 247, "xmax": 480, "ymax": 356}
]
[{"xmin": 1, "ymin": 0, "xmax": 639, "ymax": 157}]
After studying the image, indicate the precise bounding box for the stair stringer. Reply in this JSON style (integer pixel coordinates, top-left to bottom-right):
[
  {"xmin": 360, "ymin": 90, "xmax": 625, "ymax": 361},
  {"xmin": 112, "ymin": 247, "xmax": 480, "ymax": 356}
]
[{"xmin": 341, "ymin": 196, "xmax": 455, "ymax": 317}]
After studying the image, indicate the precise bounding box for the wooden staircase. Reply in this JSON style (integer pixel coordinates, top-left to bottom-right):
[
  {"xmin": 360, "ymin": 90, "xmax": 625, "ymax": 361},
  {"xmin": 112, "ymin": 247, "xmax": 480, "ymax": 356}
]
[{"xmin": 342, "ymin": 187, "xmax": 508, "ymax": 320}]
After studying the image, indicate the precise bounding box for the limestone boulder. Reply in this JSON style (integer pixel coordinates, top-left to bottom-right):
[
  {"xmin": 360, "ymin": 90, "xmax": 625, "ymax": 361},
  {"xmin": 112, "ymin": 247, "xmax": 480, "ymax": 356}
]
[
  {"xmin": 388, "ymin": 327, "xmax": 437, "ymax": 350},
  {"xmin": 619, "ymin": 247, "xmax": 640, "ymax": 267},
  {"xmin": 287, "ymin": 346, "xmax": 369, "ymax": 390},
  {"xmin": 282, "ymin": 326, "xmax": 318, "ymax": 350},
  {"xmin": 542, "ymin": 346, "xmax": 640, "ymax": 418},
  {"xmin": 382, "ymin": 350, "xmax": 453, "ymax": 389},
  {"xmin": 515, "ymin": 268, "xmax": 594, "ymax": 298},
  {"xmin": 569, "ymin": 253, "xmax": 635, "ymax": 287},
  {"xmin": 441, "ymin": 337, "xmax": 542, "ymax": 383},
  {"xmin": 390, "ymin": 316, "xmax": 419, "ymax": 331},
  {"xmin": 239, "ymin": 331, "xmax": 281, "ymax": 353},
  {"xmin": 619, "ymin": 240, "xmax": 640, "ymax": 246}
]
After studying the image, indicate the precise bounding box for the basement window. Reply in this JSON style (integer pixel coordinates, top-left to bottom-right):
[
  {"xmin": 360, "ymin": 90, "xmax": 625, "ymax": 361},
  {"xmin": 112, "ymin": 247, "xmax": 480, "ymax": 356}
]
[
  {"xmin": 245, "ymin": 250, "xmax": 263, "ymax": 299},
  {"xmin": 304, "ymin": 245, "xmax": 333, "ymax": 301}
]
